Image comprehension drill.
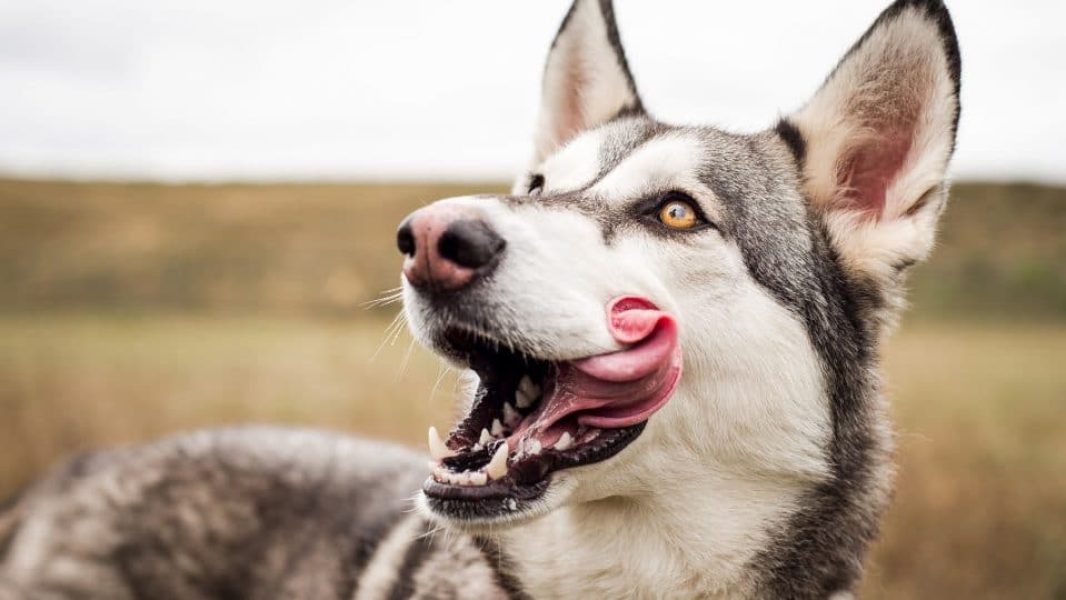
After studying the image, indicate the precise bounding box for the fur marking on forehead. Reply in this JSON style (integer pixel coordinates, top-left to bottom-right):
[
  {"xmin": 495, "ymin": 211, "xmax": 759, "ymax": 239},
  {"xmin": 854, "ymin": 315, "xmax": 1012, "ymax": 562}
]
[
  {"xmin": 591, "ymin": 134, "xmax": 711, "ymax": 205},
  {"xmin": 539, "ymin": 129, "xmax": 607, "ymax": 194},
  {"xmin": 539, "ymin": 118, "xmax": 657, "ymax": 195}
]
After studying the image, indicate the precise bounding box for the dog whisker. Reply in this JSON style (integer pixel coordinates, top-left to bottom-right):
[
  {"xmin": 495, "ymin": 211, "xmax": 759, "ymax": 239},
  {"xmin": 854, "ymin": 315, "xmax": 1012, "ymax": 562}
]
[{"xmin": 370, "ymin": 310, "xmax": 408, "ymax": 363}]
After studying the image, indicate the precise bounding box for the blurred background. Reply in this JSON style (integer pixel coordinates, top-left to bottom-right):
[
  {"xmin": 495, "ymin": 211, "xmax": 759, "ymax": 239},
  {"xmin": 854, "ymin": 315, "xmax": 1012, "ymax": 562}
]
[{"xmin": 1, "ymin": 1, "xmax": 1064, "ymax": 598}]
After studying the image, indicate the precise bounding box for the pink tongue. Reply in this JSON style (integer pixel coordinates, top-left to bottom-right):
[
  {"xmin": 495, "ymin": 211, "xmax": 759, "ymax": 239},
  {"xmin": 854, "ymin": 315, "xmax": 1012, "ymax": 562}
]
[
  {"xmin": 528, "ymin": 297, "xmax": 682, "ymax": 434},
  {"xmin": 573, "ymin": 297, "xmax": 674, "ymax": 382}
]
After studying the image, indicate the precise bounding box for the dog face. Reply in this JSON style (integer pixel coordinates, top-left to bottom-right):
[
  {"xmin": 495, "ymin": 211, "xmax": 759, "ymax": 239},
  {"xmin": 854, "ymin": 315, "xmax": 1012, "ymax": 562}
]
[{"xmin": 404, "ymin": 0, "xmax": 959, "ymax": 529}]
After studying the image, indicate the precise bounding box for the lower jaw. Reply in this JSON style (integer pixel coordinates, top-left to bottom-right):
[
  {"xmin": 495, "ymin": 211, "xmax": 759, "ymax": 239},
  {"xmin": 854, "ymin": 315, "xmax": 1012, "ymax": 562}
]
[
  {"xmin": 422, "ymin": 422, "xmax": 646, "ymax": 522},
  {"xmin": 422, "ymin": 478, "xmax": 552, "ymax": 523}
]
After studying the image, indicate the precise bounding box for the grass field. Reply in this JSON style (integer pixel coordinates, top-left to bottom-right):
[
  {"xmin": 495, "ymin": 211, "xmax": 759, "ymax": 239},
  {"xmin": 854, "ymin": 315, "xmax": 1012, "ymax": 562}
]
[
  {"xmin": 1, "ymin": 179, "xmax": 1064, "ymax": 598},
  {"xmin": 2, "ymin": 179, "xmax": 1063, "ymax": 319}
]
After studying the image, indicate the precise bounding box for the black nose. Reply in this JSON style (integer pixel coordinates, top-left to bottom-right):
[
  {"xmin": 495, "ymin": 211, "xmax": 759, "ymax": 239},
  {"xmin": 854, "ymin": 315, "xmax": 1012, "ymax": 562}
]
[
  {"xmin": 396, "ymin": 219, "xmax": 416, "ymax": 257},
  {"xmin": 395, "ymin": 217, "xmax": 505, "ymax": 268},
  {"xmin": 396, "ymin": 207, "xmax": 506, "ymax": 291},
  {"xmin": 437, "ymin": 219, "xmax": 506, "ymax": 269}
]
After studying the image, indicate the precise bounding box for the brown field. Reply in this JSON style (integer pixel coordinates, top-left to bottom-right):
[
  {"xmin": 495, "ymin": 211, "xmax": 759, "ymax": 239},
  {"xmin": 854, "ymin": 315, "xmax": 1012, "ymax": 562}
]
[{"xmin": 1, "ymin": 179, "xmax": 1065, "ymax": 598}]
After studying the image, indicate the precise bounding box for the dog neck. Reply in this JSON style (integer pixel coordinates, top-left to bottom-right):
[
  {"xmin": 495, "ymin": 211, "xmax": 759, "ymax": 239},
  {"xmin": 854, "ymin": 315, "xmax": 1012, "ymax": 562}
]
[
  {"xmin": 499, "ymin": 472, "xmax": 809, "ymax": 598},
  {"xmin": 490, "ymin": 313, "xmax": 850, "ymax": 598}
]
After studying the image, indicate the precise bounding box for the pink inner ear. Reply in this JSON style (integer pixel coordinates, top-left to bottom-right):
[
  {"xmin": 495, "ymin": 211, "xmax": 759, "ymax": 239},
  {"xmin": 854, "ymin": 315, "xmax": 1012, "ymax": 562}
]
[
  {"xmin": 556, "ymin": 57, "xmax": 587, "ymax": 148},
  {"xmin": 840, "ymin": 128, "xmax": 914, "ymax": 220}
]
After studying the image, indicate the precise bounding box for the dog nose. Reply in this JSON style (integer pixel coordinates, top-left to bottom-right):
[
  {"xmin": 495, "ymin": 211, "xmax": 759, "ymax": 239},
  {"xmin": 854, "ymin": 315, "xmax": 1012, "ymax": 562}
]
[{"xmin": 397, "ymin": 205, "xmax": 506, "ymax": 292}]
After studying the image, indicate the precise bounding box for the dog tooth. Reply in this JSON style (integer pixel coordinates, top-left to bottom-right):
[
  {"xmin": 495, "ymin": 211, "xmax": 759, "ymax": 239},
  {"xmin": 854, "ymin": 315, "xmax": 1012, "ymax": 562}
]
[
  {"xmin": 554, "ymin": 432, "xmax": 573, "ymax": 451},
  {"xmin": 428, "ymin": 426, "xmax": 456, "ymax": 461},
  {"xmin": 528, "ymin": 439, "xmax": 542, "ymax": 456},
  {"xmin": 515, "ymin": 377, "xmax": 537, "ymax": 409},
  {"xmin": 468, "ymin": 471, "xmax": 488, "ymax": 486},
  {"xmin": 503, "ymin": 402, "xmax": 521, "ymax": 427},
  {"xmin": 515, "ymin": 389, "xmax": 533, "ymax": 410},
  {"xmin": 491, "ymin": 418, "xmax": 505, "ymax": 437},
  {"xmin": 432, "ymin": 465, "xmax": 450, "ymax": 483},
  {"xmin": 485, "ymin": 442, "xmax": 509, "ymax": 480},
  {"xmin": 471, "ymin": 443, "xmax": 483, "ymax": 452},
  {"xmin": 479, "ymin": 428, "xmax": 493, "ymax": 445},
  {"xmin": 519, "ymin": 376, "xmax": 540, "ymax": 401}
]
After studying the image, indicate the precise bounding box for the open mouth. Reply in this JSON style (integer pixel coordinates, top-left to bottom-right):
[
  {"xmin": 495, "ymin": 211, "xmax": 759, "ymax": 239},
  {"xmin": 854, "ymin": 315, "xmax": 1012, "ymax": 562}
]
[{"xmin": 422, "ymin": 296, "xmax": 682, "ymax": 520}]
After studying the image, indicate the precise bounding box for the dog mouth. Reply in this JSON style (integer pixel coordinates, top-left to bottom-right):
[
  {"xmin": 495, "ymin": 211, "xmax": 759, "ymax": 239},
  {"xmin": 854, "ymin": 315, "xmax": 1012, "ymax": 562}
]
[{"xmin": 422, "ymin": 296, "xmax": 682, "ymax": 520}]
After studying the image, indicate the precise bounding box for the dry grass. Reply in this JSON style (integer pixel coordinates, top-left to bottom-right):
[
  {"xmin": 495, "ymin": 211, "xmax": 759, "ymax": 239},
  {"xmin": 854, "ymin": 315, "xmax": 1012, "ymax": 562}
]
[
  {"xmin": 1, "ymin": 178, "xmax": 1064, "ymax": 598},
  {"xmin": 1, "ymin": 178, "xmax": 1063, "ymax": 319},
  {"xmin": 865, "ymin": 323, "xmax": 1066, "ymax": 599},
  {"xmin": 0, "ymin": 313, "xmax": 458, "ymax": 496},
  {"xmin": 0, "ymin": 179, "xmax": 505, "ymax": 315}
]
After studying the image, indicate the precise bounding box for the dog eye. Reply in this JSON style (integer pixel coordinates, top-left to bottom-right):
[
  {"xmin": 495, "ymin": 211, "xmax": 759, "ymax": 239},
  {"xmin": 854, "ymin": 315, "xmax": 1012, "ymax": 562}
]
[
  {"xmin": 657, "ymin": 196, "xmax": 701, "ymax": 230},
  {"xmin": 527, "ymin": 174, "xmax": 545, "ymax": 196}
]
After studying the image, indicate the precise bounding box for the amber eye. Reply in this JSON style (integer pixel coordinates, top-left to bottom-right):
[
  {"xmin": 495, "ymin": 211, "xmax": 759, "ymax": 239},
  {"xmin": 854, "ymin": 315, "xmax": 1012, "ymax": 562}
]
[{"xmin": 658, "ymin": 199, "xmax": 700, "ymax": 230}]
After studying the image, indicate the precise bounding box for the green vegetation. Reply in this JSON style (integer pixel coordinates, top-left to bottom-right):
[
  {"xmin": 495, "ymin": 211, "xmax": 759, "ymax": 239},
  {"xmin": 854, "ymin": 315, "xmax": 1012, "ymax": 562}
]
[{"xmin": 0, "ymin": 178, "xmax": 1063, "ymax": 598}]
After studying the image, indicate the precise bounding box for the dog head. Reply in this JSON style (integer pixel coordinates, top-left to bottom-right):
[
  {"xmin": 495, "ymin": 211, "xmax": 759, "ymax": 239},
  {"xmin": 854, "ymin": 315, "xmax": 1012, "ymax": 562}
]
[{"xmin": 404, "ymin": 0, "xmax": 960, "ymax": 528}]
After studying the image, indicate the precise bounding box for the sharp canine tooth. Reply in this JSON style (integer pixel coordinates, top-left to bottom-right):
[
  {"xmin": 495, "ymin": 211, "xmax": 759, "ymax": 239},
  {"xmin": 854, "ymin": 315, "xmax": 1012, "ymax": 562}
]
[
  {"xmin": 491, "ymin": 418, "xmax": 505, "ymax": 437},
  {"xmin": 485, "ymin": 442, "xmax": 509, "ymax": 480},
  {"xmin": 503, "ymin": 402, "xmax": 521, "ymax": 427},
  {"xmin": 428, "ymin": 426, "xmax": 456, "ymax": 461},
  {"xmin": 528, "ymin": 439, "xmax": 542, "ymax": 455},
  {"xmin": 554, "ymin": 432, "xmax": 573, "ymax": 451},
  {"xmin": 479, "ymin": 428, "xmax": 493, "ymax": 445}
]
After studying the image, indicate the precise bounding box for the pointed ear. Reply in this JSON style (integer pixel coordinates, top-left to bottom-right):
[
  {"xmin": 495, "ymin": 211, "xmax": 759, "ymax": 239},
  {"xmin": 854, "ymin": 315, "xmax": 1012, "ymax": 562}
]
[
  {"xmin": 786, "ymin": 0, "xmax": 961, "ymax": 280},
  {"xmin": 533, "ymin": 0, "xmax": 644, "ymax": 162}
]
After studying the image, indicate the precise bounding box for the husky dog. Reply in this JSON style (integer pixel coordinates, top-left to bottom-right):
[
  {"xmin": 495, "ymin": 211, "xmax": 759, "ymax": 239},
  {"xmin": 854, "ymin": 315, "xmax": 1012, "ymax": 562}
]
[{"xmin": 0, "ymin": 0, "xmax": 960, "ymax": 598}]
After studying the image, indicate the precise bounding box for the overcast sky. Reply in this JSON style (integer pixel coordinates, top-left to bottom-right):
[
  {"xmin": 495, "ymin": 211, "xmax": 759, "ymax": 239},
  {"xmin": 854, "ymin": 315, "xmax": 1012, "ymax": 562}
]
[{"xmin": 0, "ymin": 0, "xmax": 1063, "ymax": 183}]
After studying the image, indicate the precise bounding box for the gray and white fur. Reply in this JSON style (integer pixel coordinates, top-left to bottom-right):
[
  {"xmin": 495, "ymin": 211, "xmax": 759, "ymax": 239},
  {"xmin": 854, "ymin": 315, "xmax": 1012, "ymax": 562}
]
[{"xmin": 0, "ymin": 1, "xmax": 961, "ymax": 598}]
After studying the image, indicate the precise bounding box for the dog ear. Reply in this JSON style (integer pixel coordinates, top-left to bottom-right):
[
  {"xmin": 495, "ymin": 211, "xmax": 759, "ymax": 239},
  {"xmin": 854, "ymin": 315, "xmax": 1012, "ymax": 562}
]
[
  {"xmin": 533, "ymin": 0, "xmax": 644, "ymax": 162},
  {"xmin": 785, "ymin": 0, "xmax": 961, "ymax": 281}
]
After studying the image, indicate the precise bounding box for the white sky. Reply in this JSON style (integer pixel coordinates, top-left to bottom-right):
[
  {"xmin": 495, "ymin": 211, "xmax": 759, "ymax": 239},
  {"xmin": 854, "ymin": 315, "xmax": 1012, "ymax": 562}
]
[{"xmin": 0, "ymin": 0, "xmax": 1063, "ymax": 183}]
